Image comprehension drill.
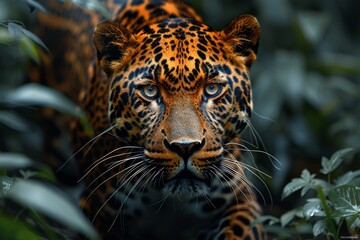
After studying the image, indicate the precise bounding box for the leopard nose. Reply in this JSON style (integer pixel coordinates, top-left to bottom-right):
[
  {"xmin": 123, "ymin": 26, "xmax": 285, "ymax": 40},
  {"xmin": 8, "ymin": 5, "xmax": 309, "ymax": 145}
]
[{"xmin": 164, "ymin": 139, "xmax": 205, "ymax": 160}]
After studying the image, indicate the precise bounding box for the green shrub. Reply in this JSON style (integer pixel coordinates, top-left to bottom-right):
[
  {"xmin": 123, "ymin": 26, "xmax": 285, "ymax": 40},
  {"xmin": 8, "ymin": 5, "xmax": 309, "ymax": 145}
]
[{"xmin": 256, "ymin": 148, "xmax": 360, "ymax": 239}]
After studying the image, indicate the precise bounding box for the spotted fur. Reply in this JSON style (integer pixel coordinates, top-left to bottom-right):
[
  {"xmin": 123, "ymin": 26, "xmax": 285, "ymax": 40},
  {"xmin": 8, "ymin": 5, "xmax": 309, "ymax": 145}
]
[{"xmin": 33, "ymin": 0, "xmax": 263, "ymax": 239}]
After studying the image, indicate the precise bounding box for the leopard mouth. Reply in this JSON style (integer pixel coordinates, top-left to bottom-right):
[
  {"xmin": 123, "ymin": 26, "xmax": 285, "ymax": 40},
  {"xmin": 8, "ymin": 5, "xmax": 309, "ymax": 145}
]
[
  {"xmin": 170, "ymin": 168, "xmax": 203, "ymax": 181},
  {"xmin": 162, "ymin": 169, "xmax": 211, "ymax": 197}
]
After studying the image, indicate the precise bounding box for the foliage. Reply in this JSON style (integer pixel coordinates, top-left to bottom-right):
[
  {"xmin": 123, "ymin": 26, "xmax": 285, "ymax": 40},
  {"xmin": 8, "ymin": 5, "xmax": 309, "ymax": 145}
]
[
  {"xmin": 0, "ymin": 0, "xmax": 100, "ymax": 239},
  {"xmin": 255, "ymin": 148, "xmax": 360, "ymax": 239},
  {"xmin": 0, "ymin": 154, "xmax": 98, "ymax": 240},
  {"xmin": 0, "ymin": 0, "xmax": 359, "ymax": 239}
]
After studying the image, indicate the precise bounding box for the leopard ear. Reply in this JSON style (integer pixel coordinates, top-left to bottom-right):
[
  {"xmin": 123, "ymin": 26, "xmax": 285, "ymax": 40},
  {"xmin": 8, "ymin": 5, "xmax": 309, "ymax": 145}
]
[
  {"xmin": 222, "ymin": 14, "xmax": 260, "ymax": 68},
  {"xmin": 93, "ymin": 20, "xmax": 137, "ymax": 77}
]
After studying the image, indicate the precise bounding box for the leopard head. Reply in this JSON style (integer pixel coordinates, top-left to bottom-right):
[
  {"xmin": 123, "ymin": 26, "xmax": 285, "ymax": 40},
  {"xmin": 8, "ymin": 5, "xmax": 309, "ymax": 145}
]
[{"xmin": 93, "ymin": 15, "xmax": 260, "ymax": 198}]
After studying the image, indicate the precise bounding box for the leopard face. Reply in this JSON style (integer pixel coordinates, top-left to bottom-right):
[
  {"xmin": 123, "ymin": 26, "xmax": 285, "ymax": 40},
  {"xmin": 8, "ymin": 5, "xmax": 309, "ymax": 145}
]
[{"xmin": 93, "ymin": 15, "xmax": 260, "ymax": 198}]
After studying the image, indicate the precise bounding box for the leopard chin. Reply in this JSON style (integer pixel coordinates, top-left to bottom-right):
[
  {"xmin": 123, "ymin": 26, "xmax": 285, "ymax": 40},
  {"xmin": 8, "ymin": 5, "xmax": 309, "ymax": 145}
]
[{"xmin": 162, "ymin": 178, "xmax": 211, "ymax": 200}]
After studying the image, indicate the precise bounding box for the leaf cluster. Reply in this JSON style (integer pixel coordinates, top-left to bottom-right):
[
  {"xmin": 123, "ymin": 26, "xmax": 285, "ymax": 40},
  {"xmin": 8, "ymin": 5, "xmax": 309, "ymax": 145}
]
[
  {"xmin": 0, "ymin": 153, "xmax": 99, "ymax": 240},
  {"xmin": 256, "ymin": 149, "xmax": 360, "ymax": 239},
  {"xmin": 0, "ymin": 0, "xmax": 99, "ymax": 239},
  {"xmin": 0, "ymin": 0, "xmax": 48, "ymax": 63}
]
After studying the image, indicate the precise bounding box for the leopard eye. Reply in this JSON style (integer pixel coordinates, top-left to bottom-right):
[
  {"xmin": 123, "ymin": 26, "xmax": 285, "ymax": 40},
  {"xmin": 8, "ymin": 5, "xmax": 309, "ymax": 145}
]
[
  {"xmin": 141, "ymin": 85, "xmax": 159, "ymax": 99},
  {"xmin": 205, "ymin": 83, "xmax": 223, "ymax": 98}
]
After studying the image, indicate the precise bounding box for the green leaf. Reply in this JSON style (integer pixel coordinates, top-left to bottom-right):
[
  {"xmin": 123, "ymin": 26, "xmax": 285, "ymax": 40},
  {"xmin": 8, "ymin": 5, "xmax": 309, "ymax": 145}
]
[
  {"xmin": 300, "ymin": 168, "xmax": 313, "ymax": 180},
  {"xmin": 18, "ymin": 24, "xmax": 48, "ymax": 52},
  {"xmin": 0, "ymin": 111, "xmax": 30, "ymax": 131},
  {"xmin": 34, "ymin": 166, "xmax": 57, "ymax": 183},
  {"xmin": 329, "ymin": 185, "xmax": 360, "ymax": 228},
  {"xmin": 320, "ymin": 148, "xmax": 354, "ymax": 174},
  {"xmin": 26, "ymin": 0, "xmax": 47, "ymax": 13},
  {"xmin": 0, "ymin": 214, "xmax": 42, "ymax": 240},
  {"xmin": 280, "ymin": 208, "xmax": 302, "ymax": 227},
  {"xmin": 282, "ymin": 178, "xmax": 306, "ymax": 199},
  {"xmin": 0, "ymin": 28, "xmax": 13, "ymax": 45},
  {"xmin": 0, "ymin": 153, "xmax": 33, "ymax": 169},
  {"xmin": 320, "ymin": 157, "xmax": 331, "ymax": 174},
  {"xmin": 250, "ymin": 215, "xmax": 280, "ymax": 228},
  {"xmin": 303, "ymin": 198, "xmax": 325, "ymax": 220},
  {"xmin": 7, "ymin": 179, "xmax": 99, "ymax": 239},
  {"xmin": 313, "ymin": 179, "xmax": 331, "ymax": 193},
  {"xmin": 346, "ymin": 215, "xmax": 360, "ymax": 229},
  {"xmin": 19, "ymin": 37, "xmax": 40, "ymax": 63},
  {"xmin": 7, "ymin": 22, "xmax": 23, "ymax": 38},
  {"xmin": 7, "ymin": 22, "xmax": 48, "ymax": 51},
  {"xmin": 300, "ymin": 183, "xmax": 314, "ymax": 197},
  {"xmin": 3, "ymin": 83, "xmax": 82, "ymax": 117},
  {"xmin": 334, "ymin": 170, "xmax": 360, "ymax": 186},
  {"xmin": 19, "ymin": 169, "xmax": 38, "ymax": 179},
  {"xmin": 282, "ymin": 169, "xmax": 316, "ymax": 199},
  {"xmin": 1, "ymin": 84, "xmax": 93, "ymax": 136},
  {"xmin": 296, "ymin": 11, "xmax": 329, "ymax": 45},
  {"xmin": 313, "ymin": 219, "xmax": 327, "ymax": 237}
]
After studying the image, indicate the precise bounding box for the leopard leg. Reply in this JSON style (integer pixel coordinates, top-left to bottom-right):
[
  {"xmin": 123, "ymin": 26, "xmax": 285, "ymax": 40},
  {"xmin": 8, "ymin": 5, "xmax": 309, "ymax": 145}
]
[{"xmin": 200, "ymin": 194, "xmax": 265, "ymax": 240}]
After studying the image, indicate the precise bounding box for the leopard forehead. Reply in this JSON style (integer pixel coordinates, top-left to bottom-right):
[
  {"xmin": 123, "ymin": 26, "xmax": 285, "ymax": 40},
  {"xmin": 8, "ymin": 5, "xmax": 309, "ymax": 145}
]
[
  {"xmin": 117, "ymin": 18, "xmax": 250, "ymax": 93},
  {"xmin": 94, "ymin": 11, "xmax": 260, "ymax": 146},
  {"xmin": 107, "ymin": 19, "xmax": 253, "ymax": 146}
]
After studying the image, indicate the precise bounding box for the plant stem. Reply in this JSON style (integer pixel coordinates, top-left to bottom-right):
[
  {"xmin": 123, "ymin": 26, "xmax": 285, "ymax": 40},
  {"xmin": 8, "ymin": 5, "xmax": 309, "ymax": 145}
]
[{"xmin": 316, "ymin": 186, "xmax": 338, "ymax": 240}]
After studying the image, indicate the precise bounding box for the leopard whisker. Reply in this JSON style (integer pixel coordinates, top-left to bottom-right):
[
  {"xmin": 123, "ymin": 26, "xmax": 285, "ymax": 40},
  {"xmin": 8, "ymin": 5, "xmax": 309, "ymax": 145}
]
[
  {"xmin": 252, "ymin": 109, "xmax": 277, "ymax": 124},
  {"xmin": 146, "ymin": 171, "xmax": 170, "ymax": 212},
  {"xmin": 223, "ymin": 148, "xmax": 272, "ymax": 178},
  {"xmin": 82, "ymin": 160, "xmax": 146, "ymax": 208},
  {"xmin": 219, "ymin": 162, "xmax": 254, "ymax": 201},
  {"xmin": 207, "ymin": 166, "xmax": 227, "ymax": 189},
  {"xmin": 243, "ymin": 117, "xmax": 278, "ymax": 168},
  {"xmin": 135, "ymin": 165, "xmax": 157, "ymax": 197},
  {"xmin": 154, "ymin": 191, "xmax": 170, "ymax": 215},
  {"xmin": 212, "ymin": 166, "xmax": 244, "ymax": 208},
  {"xmin": 90, "ymin": 161, "xmax": 147, "ymax": 223},
  {"xmin": 86, "ymin": 146, "xmax": 143, "ymax": 170},
  {"xmin": 223, "ymin": 155, "xmax": 272, "ymax": 206},
  {"xmin": 243, "ymin": 116, "xmax": 262, "ymax": 149},
  {"xmin": 221, "ymin": 153, "xmax": 261, "ymax": 203},
  {"xmin": 240, "ymin": 138, "xmax": 260, "ymax": 150},
  {"xmin": 225, "ymin": 141, "xmax": 257, "ymax": 166},
  {"xmin": 109, "ymin": 164, "xmax": 153, "ymax": 232},
  {"xmin": 81, "ymin": 154, "xmax": 145, "ymax": 187},
  {"xmin": 208, "ymin": 165, "xmax": 240, "ymax": 205},
  {"xmin": 110, "ymin": 162, "xmax": 151, "ymax": 233},
  {"xmin": 57, "ymin": 124, "xmax": 118, "ymax": 172},
  {"xmin": 138, "ymin": 164, "xmax": 164, "ymax": 195},
  {"xmin": 242, "ymin": 117, "xmax": 282, "ymax": 168},
  {"xmin": 220, "ymin": 162, "xmax": 257, "ymax": 206},
  {"xmin": 105, "ymin": 153, "xmax": 145, "ymax": 168},
  {"xmin": 225, "ymin": 142, "xmax": 281, "ymax": 170},
  {"xmin": 80, "ymin": 151, "xmax": 144, "ymax": 182},
  {"xmin": 105, "ymin": 158, "xmax": 147, "ymax": 188},
  {"xmin": 202, "ymin": 192, "xmax": 216, "ymax": 210},
  {"xmin": 222, "ymin": 158, "xmax": 258, "ymax": 192}
]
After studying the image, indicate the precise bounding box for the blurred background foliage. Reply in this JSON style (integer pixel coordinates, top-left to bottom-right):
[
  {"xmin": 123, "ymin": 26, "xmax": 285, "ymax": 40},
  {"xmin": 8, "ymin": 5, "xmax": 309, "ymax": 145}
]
[{"xmin": 0, "ymin": 0, "xmax": 359, "ymax": 239}]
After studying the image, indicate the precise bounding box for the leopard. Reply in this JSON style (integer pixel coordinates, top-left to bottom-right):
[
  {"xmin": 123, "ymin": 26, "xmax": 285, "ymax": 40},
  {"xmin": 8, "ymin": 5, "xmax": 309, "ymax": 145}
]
[{"xmin": 31, "ymin": 0, "xmax": 263, "ymax": 239}]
